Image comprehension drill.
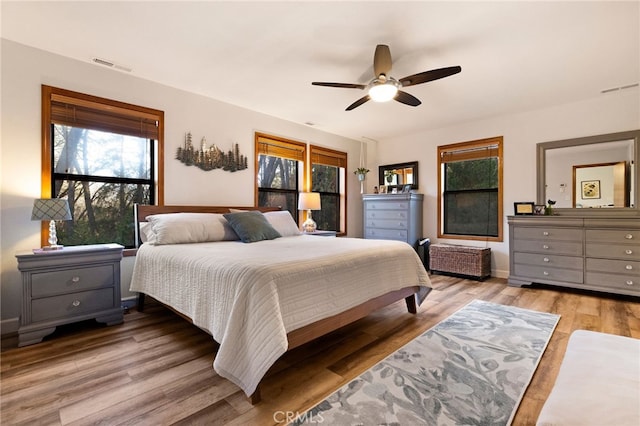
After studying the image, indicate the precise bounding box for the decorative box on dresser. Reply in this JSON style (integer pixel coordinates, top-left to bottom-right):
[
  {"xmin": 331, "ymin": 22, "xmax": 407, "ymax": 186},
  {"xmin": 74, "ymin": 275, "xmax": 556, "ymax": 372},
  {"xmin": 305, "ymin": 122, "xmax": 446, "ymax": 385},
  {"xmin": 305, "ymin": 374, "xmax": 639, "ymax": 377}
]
[
  {"xmin": 508, "ymin": 216, "xmax": 639, "ymax": 296},
  {"xmin": 363, "ymin": 193, "xmax": 423, "ymax": 248},
  {"xmin": 16, "ymin": 243, "xmax": 124, "ymax": 347}
]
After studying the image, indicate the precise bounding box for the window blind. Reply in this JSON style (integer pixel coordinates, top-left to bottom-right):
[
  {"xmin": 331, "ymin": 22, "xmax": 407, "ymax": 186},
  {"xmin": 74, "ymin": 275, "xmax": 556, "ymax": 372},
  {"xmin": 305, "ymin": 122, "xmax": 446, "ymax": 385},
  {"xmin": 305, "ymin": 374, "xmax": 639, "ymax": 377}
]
[
  {"xmin": 310, "ymin": 145, "xmax": 347, "ymax": 168},
  {"xmin": 47, "ymin": 88, "xmax": 161, "ymax": 139},
  {"xmin": 256, "ymin": 133, "xmax": 306, "ymax": 161}
]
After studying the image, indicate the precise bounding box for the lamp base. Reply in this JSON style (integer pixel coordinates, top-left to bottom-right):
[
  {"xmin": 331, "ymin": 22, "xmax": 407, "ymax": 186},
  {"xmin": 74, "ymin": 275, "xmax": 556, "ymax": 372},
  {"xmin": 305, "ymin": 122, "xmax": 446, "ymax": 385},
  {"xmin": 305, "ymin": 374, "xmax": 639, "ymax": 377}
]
[{"xmin": 302, "ymin": 217, "xmax": 317, "ymax": 233}]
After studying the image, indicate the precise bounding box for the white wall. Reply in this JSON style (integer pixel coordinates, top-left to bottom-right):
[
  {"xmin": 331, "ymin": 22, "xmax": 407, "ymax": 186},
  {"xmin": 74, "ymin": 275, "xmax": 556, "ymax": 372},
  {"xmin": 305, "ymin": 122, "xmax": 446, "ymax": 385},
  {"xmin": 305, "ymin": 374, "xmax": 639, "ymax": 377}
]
[
  {"xmin": 0, "ymin": 39, "xmax": 369, "ymax": 333},
  {"xmin": 378, "ymin": 90, "xmax": 640, "ymax": 278}
]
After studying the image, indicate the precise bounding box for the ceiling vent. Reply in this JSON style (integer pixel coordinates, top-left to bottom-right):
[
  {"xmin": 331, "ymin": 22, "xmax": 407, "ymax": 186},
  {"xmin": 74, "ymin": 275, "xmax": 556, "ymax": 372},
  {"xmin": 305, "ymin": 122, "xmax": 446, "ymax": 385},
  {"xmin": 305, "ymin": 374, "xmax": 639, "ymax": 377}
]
[{"xmin": 91, "ymin": 57, "xmax": 132, "ymax": 73}]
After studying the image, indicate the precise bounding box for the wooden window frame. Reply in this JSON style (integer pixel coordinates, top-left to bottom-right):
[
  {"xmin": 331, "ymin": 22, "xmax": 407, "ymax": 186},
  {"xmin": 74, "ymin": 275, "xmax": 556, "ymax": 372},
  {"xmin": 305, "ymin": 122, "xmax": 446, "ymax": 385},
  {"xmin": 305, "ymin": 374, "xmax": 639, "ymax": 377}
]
[
  {"xmin": 255, "ymin": 132, "xmax": 306, "ymax": 221},
  {"xmin": 437, "ymin": 136, "xmax": 503, "ymax": 242},
  {"xmin": 41, "ymin": 85, "xmax": 164, "ymax": 254},
  {"xmin": 309, "ymin": 144, "xmax": 347, "ymax": 235}
]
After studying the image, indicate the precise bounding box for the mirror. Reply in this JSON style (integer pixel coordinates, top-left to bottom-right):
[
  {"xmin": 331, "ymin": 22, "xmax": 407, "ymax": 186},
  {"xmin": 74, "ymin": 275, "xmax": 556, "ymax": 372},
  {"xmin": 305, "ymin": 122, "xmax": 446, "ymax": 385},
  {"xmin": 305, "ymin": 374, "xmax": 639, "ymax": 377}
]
[
  {"xmin": 537, "ymin": 130, "xmax": 639, "ymax": 215},
  {"xmin": 379, "ymin": 161, "xmax": 419, "ymax": 190}
]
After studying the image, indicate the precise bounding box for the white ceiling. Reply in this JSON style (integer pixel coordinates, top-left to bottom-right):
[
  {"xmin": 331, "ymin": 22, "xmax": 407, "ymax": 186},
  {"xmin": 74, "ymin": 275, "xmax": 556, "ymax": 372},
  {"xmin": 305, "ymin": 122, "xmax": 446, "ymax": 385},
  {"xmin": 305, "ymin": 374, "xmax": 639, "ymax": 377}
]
[{"xmin": 2, "ymin": 1, "xmax": 639, "ymax": 141}]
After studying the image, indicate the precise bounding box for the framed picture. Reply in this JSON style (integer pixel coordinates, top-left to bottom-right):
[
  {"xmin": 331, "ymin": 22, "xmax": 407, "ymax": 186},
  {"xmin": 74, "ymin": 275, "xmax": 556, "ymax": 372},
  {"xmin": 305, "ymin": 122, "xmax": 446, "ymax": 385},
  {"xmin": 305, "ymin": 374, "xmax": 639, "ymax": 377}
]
[
  {"xmin": 534, "ymin": 204, "xmax": 546, "ymax": 215},
  {"xmin": 379, "ymin": 185, "xmax": 387, "ymax": 194},
  {"xmin": 514, "ymin": 202, "xmax": 535, "ymax": 215},
  {"xmin": 581, "ymin": 180, "xmax": 601, "ymax": 199},
  {"xmin": 402, "ymin": 184, "xmax": 412, "ymax": 193}
]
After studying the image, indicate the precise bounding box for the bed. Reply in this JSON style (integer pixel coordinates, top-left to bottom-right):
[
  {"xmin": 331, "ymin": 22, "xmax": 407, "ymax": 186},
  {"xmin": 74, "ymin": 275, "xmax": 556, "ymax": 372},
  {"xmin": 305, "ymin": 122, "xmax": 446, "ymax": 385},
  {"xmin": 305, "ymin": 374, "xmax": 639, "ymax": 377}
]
[{"xmin": 130, "ymin": 204, "xmax": 432, "ymax": 403}]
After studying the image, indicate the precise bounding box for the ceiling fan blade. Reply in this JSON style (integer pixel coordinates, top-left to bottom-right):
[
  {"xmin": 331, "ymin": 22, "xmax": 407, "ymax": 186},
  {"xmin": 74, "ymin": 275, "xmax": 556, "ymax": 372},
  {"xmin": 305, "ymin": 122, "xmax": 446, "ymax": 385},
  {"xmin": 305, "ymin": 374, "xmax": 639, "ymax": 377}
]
[
  {"xmin": 374, "ymin": 44, "xmax": 392, "ymax": 77},
  {"xmin": 346, "ymin": 95, "xmax": 370, "ymax": 111},
  {"xmin": 399, "ymin": 66, "xmax": 462, "ymax": 87},
  {"xmin": 312, "ymin": 82, "xmax": 366, "ymax": 89},
  {"xmin": 394, "ymin": 91, "xmax": 421, "ymax": 107}
]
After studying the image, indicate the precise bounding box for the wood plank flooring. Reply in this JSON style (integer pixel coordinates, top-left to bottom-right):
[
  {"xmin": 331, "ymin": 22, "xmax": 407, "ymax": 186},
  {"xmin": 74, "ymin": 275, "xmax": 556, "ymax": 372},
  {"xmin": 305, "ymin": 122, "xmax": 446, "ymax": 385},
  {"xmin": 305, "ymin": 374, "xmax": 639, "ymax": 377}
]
[{"xmin": 2, "ymin": 275, "xmax": 639, "ymax": 425}]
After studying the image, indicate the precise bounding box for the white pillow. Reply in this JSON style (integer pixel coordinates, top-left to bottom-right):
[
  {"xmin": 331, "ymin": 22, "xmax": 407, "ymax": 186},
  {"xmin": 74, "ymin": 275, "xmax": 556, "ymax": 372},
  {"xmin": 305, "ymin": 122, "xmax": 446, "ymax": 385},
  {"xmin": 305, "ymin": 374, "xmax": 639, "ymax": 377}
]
[
  {"xmin": 264, "ymin": 211, "xmax": 302, "ymax": 237},
  {"xmin": 144, "ymin": 213, "xmax": 239, "ymax": 245}
]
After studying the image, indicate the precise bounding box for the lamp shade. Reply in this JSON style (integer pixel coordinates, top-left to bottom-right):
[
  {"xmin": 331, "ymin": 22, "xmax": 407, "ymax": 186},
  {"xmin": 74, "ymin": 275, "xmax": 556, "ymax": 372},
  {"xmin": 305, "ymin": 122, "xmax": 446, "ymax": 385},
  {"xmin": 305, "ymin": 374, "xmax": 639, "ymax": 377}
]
[
  {"xmin": 298, "ymin": 192, "xmax": 321, "ymax": 211},
  {"xmin": 31, "ymin": 198, "xmax": 72, "ymax": 221}
]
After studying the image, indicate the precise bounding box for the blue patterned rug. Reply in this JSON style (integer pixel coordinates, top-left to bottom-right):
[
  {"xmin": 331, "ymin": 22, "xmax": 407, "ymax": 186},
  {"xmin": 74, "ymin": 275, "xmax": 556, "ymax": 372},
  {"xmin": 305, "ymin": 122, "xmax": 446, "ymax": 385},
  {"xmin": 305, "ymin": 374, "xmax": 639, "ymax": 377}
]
[{"xmin": 294, "ymin": 300, "xmax": 560, "ymax": 426}]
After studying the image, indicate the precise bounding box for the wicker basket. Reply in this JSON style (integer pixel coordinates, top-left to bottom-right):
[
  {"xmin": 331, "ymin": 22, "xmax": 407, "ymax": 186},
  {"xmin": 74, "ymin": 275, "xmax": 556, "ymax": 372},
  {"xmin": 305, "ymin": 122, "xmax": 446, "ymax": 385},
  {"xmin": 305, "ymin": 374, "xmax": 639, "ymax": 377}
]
[{"xmin": 429, "ymin": 243, "xmax": 491, "ymax": 280}]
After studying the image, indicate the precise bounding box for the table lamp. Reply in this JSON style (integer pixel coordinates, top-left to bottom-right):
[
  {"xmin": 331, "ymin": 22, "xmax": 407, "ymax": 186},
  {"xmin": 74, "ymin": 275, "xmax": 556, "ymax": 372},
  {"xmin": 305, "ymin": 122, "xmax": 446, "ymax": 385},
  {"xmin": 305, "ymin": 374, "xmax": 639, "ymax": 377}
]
[
  {"xmin": 298, "ymin": 192, "xmax": 321, "ymax": 233},
  {"xmin": 31, "ymin": 198, "xmax": 72, "ymax": 250}
]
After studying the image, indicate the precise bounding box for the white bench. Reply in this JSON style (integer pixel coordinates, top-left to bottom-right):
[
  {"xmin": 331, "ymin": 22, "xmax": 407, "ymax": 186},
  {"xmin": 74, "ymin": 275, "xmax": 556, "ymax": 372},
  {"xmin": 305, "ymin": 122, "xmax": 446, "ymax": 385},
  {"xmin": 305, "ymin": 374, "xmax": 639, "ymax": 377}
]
[{"xmin": 537, "ymin": 330, "xmax": 640, "ymax": 426}]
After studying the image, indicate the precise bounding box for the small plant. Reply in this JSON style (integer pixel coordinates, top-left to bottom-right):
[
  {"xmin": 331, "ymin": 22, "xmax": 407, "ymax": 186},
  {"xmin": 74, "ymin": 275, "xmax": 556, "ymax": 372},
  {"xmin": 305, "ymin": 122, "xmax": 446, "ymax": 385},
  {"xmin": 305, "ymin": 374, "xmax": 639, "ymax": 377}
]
[
  {"xmin": 545, "ymin": 199, "xmax": 556, "ymax": 215},
  {"xmin": 353, "ymin": 167, "xmax": 370, "ymax": 175}
]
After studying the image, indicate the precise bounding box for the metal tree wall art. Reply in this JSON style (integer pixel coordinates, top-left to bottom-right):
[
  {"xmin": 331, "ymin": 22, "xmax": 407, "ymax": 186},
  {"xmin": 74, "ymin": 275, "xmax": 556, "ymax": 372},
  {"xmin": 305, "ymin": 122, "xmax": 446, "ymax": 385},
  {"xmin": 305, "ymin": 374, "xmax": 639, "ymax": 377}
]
[{"xmin": 176, "ymin": 132, "xmax": 248, "ymax": 172}]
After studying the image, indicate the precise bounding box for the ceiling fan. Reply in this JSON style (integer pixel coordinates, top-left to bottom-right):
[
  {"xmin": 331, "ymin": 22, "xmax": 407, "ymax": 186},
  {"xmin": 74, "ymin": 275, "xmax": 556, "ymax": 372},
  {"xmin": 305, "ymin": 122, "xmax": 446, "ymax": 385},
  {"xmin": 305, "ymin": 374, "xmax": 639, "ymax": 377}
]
[{"xmin": 312, "ymin": 44, "xmax": 461, "ymax": 111}]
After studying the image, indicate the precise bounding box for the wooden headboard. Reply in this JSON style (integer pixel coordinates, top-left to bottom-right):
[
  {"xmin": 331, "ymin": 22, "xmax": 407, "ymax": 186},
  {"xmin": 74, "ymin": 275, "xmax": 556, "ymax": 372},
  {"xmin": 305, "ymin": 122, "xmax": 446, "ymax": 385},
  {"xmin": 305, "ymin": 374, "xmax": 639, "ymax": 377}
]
[{"xmin": 134, "ymin": 204, "xmax": 282, "ymax": 247}]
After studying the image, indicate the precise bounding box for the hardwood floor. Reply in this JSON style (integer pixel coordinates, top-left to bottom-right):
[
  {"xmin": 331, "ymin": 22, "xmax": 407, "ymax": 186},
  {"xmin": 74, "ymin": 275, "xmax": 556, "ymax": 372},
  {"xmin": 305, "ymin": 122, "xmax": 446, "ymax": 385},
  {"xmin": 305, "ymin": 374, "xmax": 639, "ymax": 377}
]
[{"xmin": 2, "ymin": 275, "xmax": 638, "ymax": 425}]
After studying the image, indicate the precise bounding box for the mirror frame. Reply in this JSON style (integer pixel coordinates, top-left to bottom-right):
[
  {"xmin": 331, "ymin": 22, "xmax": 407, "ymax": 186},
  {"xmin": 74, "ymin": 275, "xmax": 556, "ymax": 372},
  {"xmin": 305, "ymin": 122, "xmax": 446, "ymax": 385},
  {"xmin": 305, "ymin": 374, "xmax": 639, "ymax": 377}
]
[
  {"xmin": 536, "ymin": 129, "xmax": 640, "ymax": 216},
  {"xmin": 379, "ymin": 161, "xmax": 419, "ymax": 190}
]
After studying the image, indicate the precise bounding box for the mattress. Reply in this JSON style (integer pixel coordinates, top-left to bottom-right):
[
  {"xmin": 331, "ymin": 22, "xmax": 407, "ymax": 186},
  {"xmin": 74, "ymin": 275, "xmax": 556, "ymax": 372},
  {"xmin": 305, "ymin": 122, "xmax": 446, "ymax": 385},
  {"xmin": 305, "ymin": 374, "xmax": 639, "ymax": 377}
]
[{"xmin": 130, "ymin": 235, "xmax": 431, "ymax": 396}]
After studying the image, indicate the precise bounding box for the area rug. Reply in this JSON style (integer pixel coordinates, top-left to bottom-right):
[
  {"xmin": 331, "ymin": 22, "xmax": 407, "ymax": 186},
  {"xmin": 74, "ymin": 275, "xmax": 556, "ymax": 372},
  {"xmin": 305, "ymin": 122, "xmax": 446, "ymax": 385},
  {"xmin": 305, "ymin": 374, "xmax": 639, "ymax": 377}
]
[{"xmin": 294, "ymin": 299, "xmax": 560, "ymax": 426}]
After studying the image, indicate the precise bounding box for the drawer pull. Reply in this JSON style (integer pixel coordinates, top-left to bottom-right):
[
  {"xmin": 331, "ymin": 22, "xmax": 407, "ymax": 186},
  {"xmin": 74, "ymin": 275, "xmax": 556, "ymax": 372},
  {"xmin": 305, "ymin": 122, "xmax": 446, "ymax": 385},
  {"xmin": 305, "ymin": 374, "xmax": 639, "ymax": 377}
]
[
  {"xmin": 72, "ymin": 300, "xmax": 81, "ymax": 307},
  {"xmin": 543, "ymin": 257, "xmax": 550, "ymax": 262},
  {"xmin": 71, "ymin": 276, "xmax": 80, "ymax": 283},
  {"xmin": 625, "ymin": 249, "xmax": 633, "ymax": 255},
  {"xmin": 625, "ymin": 234, "xmax": 634, "ymax": 240},
  {"xmin": 626, "ymin": 280, "xmax": 634, "ymax": 286},
  {"xmin": 542, "ymin": 231, "xmax": 549, "ymax": 236},
  {"xmin": 542, "ymin": 245, "xmax": 549, "ymax": 250},
  {"xmin": 626, "ymin": 265, "xmax": 633, "ymax": 270},
  {"xmin": 543, "ymin": 271, "xmax": 549, "ymax": 276}
]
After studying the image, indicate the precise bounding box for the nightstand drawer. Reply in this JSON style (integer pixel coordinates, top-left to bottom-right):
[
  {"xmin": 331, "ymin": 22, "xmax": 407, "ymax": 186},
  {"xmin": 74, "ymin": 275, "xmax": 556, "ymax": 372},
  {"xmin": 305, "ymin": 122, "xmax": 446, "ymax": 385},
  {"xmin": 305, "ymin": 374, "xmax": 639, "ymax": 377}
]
[
  {"xmin": 513, "ymin": 264, "xmax": 583, "ymax": 283},
  {"xmin": 365, "ymin": 219, "xmax": 408, "ymax": 230},
  {"xmin": 365, "ymin": 201, "xmax": 409, "ymax": 211},
  {"xmin": 364, "ymin": 228, "xmax": 408, "ymax": 240},
  {"xmin": 366, "ymin": 210, "xmax": 408, "ymax": 220},
  {"xmin": 31, "ymin": 287, "xmax": 115, "ymax": 322},
  {"xmin": 513, "ymin": 239, "xmax": 583, "ymax": 256},
  {"xmin": 31, "ymin": 265, "xmax": 115, "ymax": 297}
]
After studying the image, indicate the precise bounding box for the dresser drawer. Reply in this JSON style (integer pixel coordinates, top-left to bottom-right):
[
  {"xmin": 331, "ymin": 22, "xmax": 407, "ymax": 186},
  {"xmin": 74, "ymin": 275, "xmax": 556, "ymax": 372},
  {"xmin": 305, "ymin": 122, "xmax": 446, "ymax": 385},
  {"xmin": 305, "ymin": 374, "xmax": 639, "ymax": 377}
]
[
  {"xmin": 365, "ymin": 201, "xmax": 409, "ymax": 211},
  {"xmin": 513, "ymin": 239, "xmax": 583, "ymax": 256},
  {"xmin": 513, "ymin": 252, "xmax": 584, "ymax": 269},
  {"xmin": 31, "ymin": 287, "xmax": 115, "ymax": 322},
  {"xmin": 514, "ymin": 227, "xmax": 583, "ymax": 241},
  {"xmin": 366, "ymin": 210, "xmax": 408, "ymax": 220},
  {"xmin": 364, "ymin": 219, "xmax": 408, "ymax": 230},
  {"xmin": 586, "ymin": 229, "xmax": 640, "ymax": 244},
  {"xmin": 586, "ymin": 243, "xmax": 640, "ymax": 261},
  {"xmin": 364, "ymin": 228, "xmax": 408, "ymax": 241},
  {"xmin": 31, "ymin": 265, "xmax": 115, "ymax": 297},
  {"xmin": 586, "ymin": 258, "xmax": 640, "ymax": 275},
  {"xmin": 513, "ymin": 264, "xmax": 583, "ymax": 283},
  {"xmin": 585, "ymin": 272, "xmax": 640, "ymax": 294}
]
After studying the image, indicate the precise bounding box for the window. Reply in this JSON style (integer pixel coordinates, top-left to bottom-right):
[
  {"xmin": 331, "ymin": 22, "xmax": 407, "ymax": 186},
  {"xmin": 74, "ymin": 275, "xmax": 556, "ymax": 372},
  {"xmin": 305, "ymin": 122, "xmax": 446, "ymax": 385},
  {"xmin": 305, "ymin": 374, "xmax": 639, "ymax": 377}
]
[
  {"xmin": 438, "ymin": 136, "xmax": 503, "ymax": 241},
  {"xmin": 310, "ymin": 145, "xmax": 347, "ymax": 233},
  {"xmin": 255, "ymin": 133, "xmax": 306, "ymax": 221},
  {"xmin": 42, "ymin": 85, "xmax": 164, "ymax": 249}
]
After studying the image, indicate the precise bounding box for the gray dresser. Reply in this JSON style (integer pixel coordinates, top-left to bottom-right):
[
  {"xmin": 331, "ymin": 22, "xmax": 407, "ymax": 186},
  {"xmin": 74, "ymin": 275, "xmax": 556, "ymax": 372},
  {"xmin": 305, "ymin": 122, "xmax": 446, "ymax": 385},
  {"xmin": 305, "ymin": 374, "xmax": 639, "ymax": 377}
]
[
  {"xmin": 508, "ymin": 216, "xmax": 639, "ymax": 296},
  {"xmin": 16, "ymin": 243, "xmax": 124, "ymax": 346},
  {"xmin": 363, "ymin": 193, "xmax": 423, "ymax": 248}
]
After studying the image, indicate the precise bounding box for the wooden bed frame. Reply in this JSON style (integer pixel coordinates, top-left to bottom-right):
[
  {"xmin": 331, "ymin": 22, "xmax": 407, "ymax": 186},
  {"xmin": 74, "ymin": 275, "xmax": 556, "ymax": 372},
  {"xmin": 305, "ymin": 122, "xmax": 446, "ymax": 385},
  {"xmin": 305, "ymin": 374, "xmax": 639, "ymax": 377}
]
[{"xmin": 133, "ymin": 204, "xmax": 422, "ymax": 403}]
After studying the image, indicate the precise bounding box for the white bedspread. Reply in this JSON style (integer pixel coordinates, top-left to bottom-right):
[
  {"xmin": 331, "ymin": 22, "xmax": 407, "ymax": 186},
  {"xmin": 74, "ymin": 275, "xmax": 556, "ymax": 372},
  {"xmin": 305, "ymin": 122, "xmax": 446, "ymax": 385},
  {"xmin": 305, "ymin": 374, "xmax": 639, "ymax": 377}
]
[
  {"xmin": 536, "ymin": 330, "xmax": 640, "ymax": 426},
  {"xmin": 130, "ymin": 235, "xmax": 431, "ymax": 396}
]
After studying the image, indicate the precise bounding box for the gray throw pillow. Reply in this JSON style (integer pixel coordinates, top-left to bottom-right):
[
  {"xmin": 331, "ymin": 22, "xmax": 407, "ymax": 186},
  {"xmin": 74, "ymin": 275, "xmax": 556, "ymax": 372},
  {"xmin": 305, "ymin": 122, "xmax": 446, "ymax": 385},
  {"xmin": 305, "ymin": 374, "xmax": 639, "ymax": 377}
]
[{"xmin": 223, "ymin": 210, "xmax": 282, "ymax": 243}]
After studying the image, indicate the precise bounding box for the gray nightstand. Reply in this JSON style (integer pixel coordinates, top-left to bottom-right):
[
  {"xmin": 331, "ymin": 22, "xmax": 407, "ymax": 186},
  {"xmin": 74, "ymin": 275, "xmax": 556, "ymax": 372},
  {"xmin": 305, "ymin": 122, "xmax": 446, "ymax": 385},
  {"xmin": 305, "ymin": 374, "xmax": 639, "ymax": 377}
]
[{"xmin": 16, "ymin": 243, "xmax": 124, "ymax": 346}]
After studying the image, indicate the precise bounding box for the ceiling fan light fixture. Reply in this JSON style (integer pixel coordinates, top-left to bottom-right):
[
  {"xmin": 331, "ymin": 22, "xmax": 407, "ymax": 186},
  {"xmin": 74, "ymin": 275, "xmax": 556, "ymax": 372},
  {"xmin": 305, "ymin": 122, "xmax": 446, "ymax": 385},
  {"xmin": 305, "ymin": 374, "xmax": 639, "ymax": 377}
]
[{"xmin": 369, "ymin": 81, "xmax": 399, "ymax": 102}]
